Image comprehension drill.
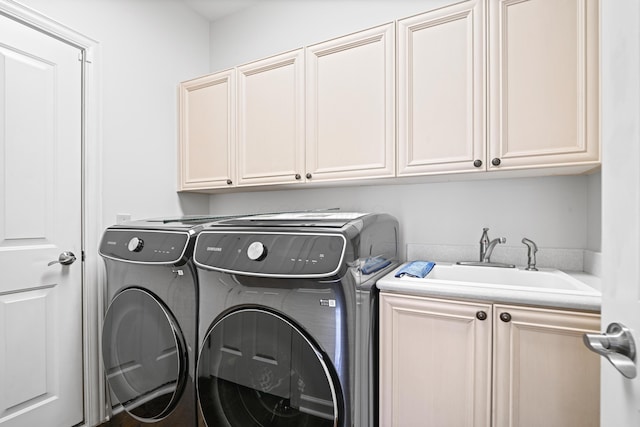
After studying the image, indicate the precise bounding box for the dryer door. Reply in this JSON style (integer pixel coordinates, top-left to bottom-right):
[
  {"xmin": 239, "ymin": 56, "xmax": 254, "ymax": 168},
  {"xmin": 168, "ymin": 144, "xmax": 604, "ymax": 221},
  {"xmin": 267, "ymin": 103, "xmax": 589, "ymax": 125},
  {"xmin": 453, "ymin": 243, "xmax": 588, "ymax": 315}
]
[
  {"xmin": 198, "ymin": 309, "xmax": 339, "ymax": 426},
  {"xmin": 102, "ymin": 288, "xmax": 187, "ymax": 422}
]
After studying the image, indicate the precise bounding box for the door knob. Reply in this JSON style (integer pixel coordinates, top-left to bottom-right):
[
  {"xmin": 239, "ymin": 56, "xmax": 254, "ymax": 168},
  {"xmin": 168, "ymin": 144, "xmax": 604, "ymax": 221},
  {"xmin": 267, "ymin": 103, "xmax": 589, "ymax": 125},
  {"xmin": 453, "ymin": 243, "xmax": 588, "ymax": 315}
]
[
  {"xmin": 48, "ymin": 251, "xmax": 77, "ymax": 266},
  {"xmin": 583, "ymin": 322, "xmax": 637, "ymax": 379}
]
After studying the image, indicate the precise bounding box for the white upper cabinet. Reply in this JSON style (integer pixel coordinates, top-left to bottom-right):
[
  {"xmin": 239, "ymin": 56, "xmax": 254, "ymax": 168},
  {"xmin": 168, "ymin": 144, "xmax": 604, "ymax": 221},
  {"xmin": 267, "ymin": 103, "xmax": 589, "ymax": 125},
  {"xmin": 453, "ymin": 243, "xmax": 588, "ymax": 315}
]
[
  {"xmin": 397, "ymin": 0, "xmax": 486, "ymax": 176},
  {"xmin": 178, "ymin": 70, "xmax": 236, "ymax": 190},
  {"xmin": 237, "ymin": 49, "xmax": 305, "ymax": 187},
  {"xmin": 398, "ymin": 0, "xmax": 599, "ymax": 177},
  {"xmin": 305, "ymin": 23, "xmax": 395, "ymax": 182},
  {"xmin": 488, "ymin": 0, "xmax": 599, "ymax": 170},
  {"xmin": 178, "ymin": 0, "xmax": 601, "ymax": 192}
]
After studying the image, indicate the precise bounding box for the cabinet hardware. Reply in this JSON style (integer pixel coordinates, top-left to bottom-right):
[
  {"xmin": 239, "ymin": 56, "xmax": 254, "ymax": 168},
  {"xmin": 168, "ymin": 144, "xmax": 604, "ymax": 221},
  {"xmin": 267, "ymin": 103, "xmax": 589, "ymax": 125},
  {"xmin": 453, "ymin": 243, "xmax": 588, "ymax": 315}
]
[
  {"xmin": 473, "ymin": 159, "xmax": 483, "ymax": 168},
  {"xmin": 499, "ymin": 312, "xmax": 511, "ymax": 322},
  {"xmin": 226, "ymin": 179, "xmax": 232, "ymax": 185},
  {"xmin": 295, "ymin": 174, "xmax": 301, "ymax": 180},
  {"xmin": 491, "ymin": 158, "xmax": 501, "ymax": 166},
  {"xmin": 476, "ymin": 311, "xmax": 487, "ymax": 321},
  {"xmin": 306, "ymin": 173, "xmax": 312, "ymax": 179}
]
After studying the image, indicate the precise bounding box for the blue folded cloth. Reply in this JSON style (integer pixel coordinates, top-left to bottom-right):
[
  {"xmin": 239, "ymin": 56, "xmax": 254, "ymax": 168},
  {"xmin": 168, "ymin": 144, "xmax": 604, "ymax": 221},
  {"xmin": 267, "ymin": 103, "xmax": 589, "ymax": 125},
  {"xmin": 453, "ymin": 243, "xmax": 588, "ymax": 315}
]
[
  {"xmin": 394, "ymin": 261, "xmax": 435, "ymax": 278},
  {"xmin": 361, "ymin": 255, "xmax": 392, "ymax": 275}
]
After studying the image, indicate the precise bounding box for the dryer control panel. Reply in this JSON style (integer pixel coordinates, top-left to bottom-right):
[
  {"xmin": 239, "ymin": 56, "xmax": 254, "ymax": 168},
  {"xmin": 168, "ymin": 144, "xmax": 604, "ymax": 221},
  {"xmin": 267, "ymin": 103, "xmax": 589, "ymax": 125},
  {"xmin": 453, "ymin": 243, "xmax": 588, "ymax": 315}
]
[
  {"xmin": 194, "ymin": 232, "xmax": 346, "ymax": 277},
  {"xmin": 99, "ymin": 229, "xmax": 190, "ymax": 264}
]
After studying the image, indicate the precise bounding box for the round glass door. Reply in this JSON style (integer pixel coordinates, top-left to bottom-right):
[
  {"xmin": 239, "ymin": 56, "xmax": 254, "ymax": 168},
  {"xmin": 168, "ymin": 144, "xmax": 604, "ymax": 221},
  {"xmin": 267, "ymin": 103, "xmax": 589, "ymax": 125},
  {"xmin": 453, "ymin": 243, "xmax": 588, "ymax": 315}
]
[
  {"xmin": 197, "ymin": 309, "xmax": 339, "ymax": 427},
  {"xmin": 102, "ymin": 288, "xmax": 187, "ymax": 421}
]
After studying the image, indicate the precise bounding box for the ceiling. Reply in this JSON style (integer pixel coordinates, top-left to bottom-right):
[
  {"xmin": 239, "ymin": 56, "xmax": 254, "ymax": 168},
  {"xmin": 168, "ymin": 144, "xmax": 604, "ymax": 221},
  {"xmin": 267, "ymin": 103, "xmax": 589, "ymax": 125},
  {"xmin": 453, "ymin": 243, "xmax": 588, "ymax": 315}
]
[{"xmin": 182, "ymin": 0, "xmax": 260, "ymax": 21}]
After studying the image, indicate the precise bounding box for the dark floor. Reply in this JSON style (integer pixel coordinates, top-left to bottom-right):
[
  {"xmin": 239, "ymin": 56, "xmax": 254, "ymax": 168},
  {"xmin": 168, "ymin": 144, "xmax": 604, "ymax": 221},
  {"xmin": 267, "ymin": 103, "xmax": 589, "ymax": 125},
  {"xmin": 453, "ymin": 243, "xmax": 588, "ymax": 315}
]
[
  {"xmin": 98, "ymin": 406, "xmax": 196, "ymax": 427},
  {"xmin": 97, "ymin": 411, "xmax": 141, "ymax": 427},
  {"xmin": 98, "ymin": 385, "xmax": 196, "ymax": 427}
]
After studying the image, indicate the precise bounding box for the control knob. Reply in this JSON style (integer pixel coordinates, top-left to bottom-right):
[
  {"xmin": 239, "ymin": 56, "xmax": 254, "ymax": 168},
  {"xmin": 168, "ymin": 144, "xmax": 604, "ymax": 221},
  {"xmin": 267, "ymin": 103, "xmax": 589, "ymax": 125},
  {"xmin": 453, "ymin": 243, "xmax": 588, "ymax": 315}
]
[
  {"xmin": 127, "ymin": 237, "xmax": 144, "ymax": 252},
  {"xmin": 247, "ymin": 241, "xmax": 267, "ymax": 261}
]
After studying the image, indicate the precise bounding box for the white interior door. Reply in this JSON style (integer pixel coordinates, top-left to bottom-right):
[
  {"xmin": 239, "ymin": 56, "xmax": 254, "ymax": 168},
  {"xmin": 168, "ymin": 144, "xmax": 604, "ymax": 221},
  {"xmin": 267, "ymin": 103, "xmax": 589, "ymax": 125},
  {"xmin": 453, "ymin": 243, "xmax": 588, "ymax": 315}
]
[
  {"xmin": 599, "ymin": 1, "xmax": 640, "ymax": 425},
  {"xmin": 0, "ymin": 13, "xmax": 83, "ymax": 427}
]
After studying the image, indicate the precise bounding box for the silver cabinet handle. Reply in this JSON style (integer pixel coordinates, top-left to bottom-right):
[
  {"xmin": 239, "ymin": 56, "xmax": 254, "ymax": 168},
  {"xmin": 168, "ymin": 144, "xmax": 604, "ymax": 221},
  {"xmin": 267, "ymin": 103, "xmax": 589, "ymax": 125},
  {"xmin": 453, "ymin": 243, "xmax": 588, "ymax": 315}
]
[
  {"xmin": 48, "ymin": 251, "xmax": 77, "ymax": 266},
  {"xmin": 583, "ymin": 322, "xmax": 637, "ymax": 379}
]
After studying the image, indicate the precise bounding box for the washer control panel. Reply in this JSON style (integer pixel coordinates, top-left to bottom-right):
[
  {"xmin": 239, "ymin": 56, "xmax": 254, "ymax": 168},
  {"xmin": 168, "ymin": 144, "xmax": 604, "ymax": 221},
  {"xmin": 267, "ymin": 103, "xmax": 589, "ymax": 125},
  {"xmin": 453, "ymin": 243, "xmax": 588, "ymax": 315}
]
[
  {"xmin": 195, "ymin": 232, "xmax": 346, "ymax": 277},
  {"xmin": 100, "ymin": 230, "xmax": 190, "ymax": 264}
]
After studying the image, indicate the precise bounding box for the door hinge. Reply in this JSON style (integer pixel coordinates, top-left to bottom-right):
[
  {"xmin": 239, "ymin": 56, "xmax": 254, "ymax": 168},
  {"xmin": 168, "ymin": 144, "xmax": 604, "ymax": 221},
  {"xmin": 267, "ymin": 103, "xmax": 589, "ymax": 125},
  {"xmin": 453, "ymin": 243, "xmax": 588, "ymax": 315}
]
[{"xmin": 82, "ymin": 250, "xmax": 86, "ymax": 262}]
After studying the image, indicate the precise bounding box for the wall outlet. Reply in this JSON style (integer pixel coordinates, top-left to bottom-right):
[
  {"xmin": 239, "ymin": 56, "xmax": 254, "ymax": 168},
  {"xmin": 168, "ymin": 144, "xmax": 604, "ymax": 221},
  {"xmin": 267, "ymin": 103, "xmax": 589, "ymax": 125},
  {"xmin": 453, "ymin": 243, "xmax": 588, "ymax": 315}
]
[{"xmin": 116, "ymin": 213, "xmax": 131, "ymax": 224}]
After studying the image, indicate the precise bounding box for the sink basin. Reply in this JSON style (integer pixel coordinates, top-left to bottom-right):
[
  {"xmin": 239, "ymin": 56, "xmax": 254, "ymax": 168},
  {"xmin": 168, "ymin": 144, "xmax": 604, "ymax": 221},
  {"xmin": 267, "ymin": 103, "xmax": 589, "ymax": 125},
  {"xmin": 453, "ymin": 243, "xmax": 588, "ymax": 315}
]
[
  {"xmin": 422, "ymin": 264, "xmax": 599, "ymax": 294},
  {"xmin": 379, "ymin": 262, "xmax": 602, "ymax": 311}
]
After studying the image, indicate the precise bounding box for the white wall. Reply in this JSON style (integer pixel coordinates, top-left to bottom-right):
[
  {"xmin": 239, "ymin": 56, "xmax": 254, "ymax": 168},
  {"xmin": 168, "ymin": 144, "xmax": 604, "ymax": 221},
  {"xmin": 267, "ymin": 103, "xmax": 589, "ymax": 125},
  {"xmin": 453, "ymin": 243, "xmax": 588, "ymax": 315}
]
[
  {"xmin": 207, "ymin": 0, "xmax": 602, "ymax": 261},
  {"xmin": 19, "ymin": 0, "xmax": 212, "ymax": 228},
  {"xmin": 208, "ymin": 175, "xmax": 594, "ymax": 260},
  {"xmin": 210, "ymin": 0, "xmax": 457, "ymax": 72},
  {"xmin": 587, "ymin": 172, "xmax": 602, "ymax": 252}
]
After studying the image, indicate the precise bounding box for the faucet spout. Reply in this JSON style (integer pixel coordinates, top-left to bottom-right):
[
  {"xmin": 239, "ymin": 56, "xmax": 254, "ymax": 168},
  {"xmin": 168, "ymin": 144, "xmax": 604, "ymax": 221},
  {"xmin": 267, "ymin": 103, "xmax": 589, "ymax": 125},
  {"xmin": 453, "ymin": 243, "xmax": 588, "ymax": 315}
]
[{"xmin": 482, "ymin": 237, "xmax": 506, "ymax": 263}]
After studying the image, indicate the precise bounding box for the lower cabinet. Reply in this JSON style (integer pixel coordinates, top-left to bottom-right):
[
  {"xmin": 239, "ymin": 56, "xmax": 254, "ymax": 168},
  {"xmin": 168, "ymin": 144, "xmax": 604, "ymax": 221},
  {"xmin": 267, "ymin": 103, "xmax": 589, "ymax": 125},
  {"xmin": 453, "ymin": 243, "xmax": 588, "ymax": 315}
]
[
  {"xmin": 379, "ymin": 292, "xmax": 601, "ymax": 427},
  {"xmin": 379, "ymin": 293, "xmax": 492, "ymax": 427}
]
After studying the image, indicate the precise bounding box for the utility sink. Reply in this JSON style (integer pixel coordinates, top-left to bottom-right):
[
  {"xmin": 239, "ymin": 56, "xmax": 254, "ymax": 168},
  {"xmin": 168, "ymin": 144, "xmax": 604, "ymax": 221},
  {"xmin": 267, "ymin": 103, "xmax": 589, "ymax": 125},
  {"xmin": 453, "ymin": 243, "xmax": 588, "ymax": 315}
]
[
  {"xmin": 379, "ymin": 262, "xmax": 601, "ymax": 311},
  {"xmin": 423, "ymin": 263, "xmax": 600, "ymax": 295}
]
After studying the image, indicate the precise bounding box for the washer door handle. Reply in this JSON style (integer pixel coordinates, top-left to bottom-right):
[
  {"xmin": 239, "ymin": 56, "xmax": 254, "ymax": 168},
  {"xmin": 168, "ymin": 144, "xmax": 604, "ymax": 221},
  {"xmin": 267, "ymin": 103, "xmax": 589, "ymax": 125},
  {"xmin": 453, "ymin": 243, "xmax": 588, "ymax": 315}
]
[{"xmin": 48, "ymin": 251, "xmax": 76, "ymax": 266}]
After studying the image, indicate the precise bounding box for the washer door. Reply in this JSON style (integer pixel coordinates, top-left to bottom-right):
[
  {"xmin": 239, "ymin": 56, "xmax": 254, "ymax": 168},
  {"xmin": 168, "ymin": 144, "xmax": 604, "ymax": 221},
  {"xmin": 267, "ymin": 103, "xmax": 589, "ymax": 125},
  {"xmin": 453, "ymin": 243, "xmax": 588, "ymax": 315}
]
[
  {"xmin": 198, "ymin": 309, "xmax": 339, "ymax": 427},
  {"xmin": 102, "ymin": 288, "xmax": 187, "ymax": 422}
]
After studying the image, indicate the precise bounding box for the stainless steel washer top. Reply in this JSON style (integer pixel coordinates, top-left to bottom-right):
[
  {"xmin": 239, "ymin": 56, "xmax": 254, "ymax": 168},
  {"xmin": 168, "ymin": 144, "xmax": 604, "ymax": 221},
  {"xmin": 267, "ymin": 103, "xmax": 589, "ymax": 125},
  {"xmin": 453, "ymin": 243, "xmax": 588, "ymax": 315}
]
[{"xmin": 193, "ymin": 212, "xmax": 399, "ymax": 427}]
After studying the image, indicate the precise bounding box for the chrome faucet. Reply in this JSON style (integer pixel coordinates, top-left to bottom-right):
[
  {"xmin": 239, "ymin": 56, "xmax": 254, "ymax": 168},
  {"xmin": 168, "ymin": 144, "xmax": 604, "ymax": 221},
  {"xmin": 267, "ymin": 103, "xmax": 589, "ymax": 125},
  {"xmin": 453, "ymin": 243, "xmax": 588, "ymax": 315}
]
[
  {"xmin": 456, "ymin": 228, "xmax": 513, "ymax": 268},
  {"xmin": 479, "ymin": 228, "xmax": 506, "ymax": 263},
  {"xmin": 522, "ymin": 238, "xmax": 538, "ymax": 271}
]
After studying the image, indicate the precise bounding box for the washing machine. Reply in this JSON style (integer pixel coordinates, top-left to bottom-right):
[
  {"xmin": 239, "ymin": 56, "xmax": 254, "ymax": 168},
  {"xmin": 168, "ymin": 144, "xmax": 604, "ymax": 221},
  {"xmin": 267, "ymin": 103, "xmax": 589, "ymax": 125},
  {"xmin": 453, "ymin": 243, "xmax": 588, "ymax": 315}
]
[
  {"xmin": 193, "ymin": 212, "xmax": 399, "ymax": 427},
  {"xmin": 99, "ymin": 217, "xmax": 218, "ymax": 426}
]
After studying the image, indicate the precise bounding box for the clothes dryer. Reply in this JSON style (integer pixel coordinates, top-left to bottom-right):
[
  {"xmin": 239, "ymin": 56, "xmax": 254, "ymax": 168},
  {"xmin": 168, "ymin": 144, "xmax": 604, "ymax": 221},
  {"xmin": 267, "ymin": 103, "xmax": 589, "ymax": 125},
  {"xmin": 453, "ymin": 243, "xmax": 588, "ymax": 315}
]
[
  {"xmin": 193, "ymin": 212, "xmax": 398, "ymax": 427},
  {"xmin": 99, "ymin": 217, "xmax": 217, "ymax": 426}
]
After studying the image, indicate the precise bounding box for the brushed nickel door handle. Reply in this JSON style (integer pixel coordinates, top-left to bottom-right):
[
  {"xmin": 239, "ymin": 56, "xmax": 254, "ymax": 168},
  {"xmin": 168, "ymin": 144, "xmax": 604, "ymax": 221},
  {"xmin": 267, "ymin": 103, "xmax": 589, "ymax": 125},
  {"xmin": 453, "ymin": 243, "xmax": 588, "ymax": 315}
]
[
  {"xmin": 48, "ymin": 251, "xmax": 77, "ymax": 266},
  {"xmin": 584, "ymin": 322, "xmax": 637, "ymax": 379}
]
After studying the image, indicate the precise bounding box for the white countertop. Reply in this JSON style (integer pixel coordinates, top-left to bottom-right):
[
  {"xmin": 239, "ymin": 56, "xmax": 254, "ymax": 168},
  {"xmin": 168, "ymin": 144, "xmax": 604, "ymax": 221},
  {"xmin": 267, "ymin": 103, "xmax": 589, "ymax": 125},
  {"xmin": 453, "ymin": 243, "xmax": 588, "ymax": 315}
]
[{"xmin": 376, "ymin": 263, "xmax": 602, "ymax": 312}]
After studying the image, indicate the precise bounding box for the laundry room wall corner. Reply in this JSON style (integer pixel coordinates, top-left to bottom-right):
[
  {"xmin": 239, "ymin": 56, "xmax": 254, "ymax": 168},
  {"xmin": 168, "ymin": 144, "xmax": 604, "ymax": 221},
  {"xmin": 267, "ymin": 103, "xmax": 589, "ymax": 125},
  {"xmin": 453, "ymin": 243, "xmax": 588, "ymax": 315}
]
[{"xmin": 14, "ymin": 0, "xmax": 211, "ymax": 225}]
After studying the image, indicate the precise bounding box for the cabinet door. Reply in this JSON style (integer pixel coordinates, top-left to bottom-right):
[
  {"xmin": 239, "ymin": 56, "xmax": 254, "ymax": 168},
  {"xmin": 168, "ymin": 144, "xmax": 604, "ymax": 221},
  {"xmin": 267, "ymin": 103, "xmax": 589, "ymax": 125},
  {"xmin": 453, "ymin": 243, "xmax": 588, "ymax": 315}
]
[
  {"xmin": 179, "ymin": 70, "xmax": 235, "ymax": 190},
  {"xmin": 380, "ymin": 293, "xmax": 491, "ymax": 427},
  {"xmin": 488, "ymin": 0, "xmax": 599, "ymax": 171},
  {"xmin": 397, "ymin": 0, "xmax": 485, "ymax": 176},
  {"xmin": 237, "ymin": 49, "xmax": 305, "ymax": 186},
  {"xmin": 306, "ymin": 23, "xmax": 395, "ymax": 182},
  {"xmin": 493, "ymin": 305, "xmax": 600, "ymax": 427}
]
